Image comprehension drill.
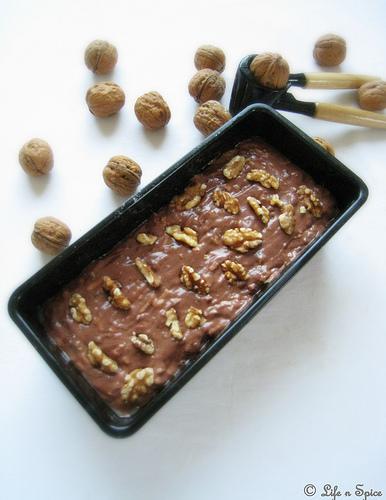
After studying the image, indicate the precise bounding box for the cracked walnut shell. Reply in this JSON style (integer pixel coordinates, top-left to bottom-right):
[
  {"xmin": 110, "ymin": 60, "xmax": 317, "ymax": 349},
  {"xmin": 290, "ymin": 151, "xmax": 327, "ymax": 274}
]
[
  {"xmin": 86, "ymin": 82, "xmax": 125, "ymax": 117},
  {"xmin": 189, "ymin": 69, "xmax": 226, "ymax": 104},
  {"xmin": 19, "ymin": 138, "xmax": 53, "ymax": 176},
  {"xmin": 194, "ymin": 44, "xmax": 226, "ymax": 73},
  {"xmin": 134, "ymin": 91, "xmax": 171, "ymax": 129},
  {"xmin": 194, "ymin": 100, "xmax": 231, "ymax": 136},
  {"xmin": 84, "ymin": 40, "xmax": 118, "ymax": 75},
  {"xmin": 313, "ymin": 34, "xmax": 346, "ymax": 66},
  {"xmin": 31, "ymin": 216, "xmax": 71, "ymax": 255},
  {"xmin": 103, "ymin": 155, "xmax": 142, "ymax": 196},
  {"xmin": 358, "ymin": 80, "xmax": 386, "ymax": 111},
  {"xmin": 250, "ymin": 53, "xmax": 289, "ymax": 89}
]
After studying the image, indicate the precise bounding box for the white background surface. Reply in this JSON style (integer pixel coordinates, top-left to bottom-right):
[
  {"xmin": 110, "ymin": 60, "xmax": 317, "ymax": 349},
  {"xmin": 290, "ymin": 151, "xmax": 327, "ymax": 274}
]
[{"xmin": 1, "ymin": 1, "xmax": 385, "ymax": 499}]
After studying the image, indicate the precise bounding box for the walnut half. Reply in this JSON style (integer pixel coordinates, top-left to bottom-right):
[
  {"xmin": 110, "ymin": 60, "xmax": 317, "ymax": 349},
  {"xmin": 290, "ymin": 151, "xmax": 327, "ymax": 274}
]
[
  {"xmin": 69, "ymin": 293, "xmax": 92, "ymax": 325},
  {"xmin": 121, "ymin": 367, "xmax": 154, "ymax": 404},
  {"xmin": 166, "ymin": 225, "xmax": 198, "ymax": 248},
  {"xmin": 222, "ymin": 228, "xmax": 262, "ymax": 253},
  {"xmin": 221, "ymin": 260, "xmax": 249, "ymax": 284},
  {"xmin": 136, "ymin": 233, "xmax": 158, "ymax": 245},
  {"xmin": 185, "ymin": 307, "xmax": 205, "ymax": 329},
  {"xmin": 223, "ymin": 155, "xmax": 246, "ymax": 179},
  {"xmin": 87, "ymin": 341, "xmax": 118, "ymax": 374},
  {"xmin": 130, "ymin": 333, "xmax": 155, "ymax": 355},
  {"xmin": 246, "ymin": 169, "xmax": 280, "ymax": 189},
  {"xmin": 212, "ymin": 190, "xmax": 240, "ymax": 214},
  {"xmin": 247, "ymin": 196, "xmax": 270, "ymax": 224},
  {"xmin": 278, "ymin": 204, "xmax": 295, "ymax": 235},
  {"xmin": 171, "ymin": 183, "xmax": 207, "ymax": 211},
  {"xmin": 165, "ymin": 308, "xmax": 183, "ymax": 340},
  {"xmin": 297, "ymin": 185, "xmax": 322, "ymax": 218},
  {"xmin": 102, "ymin": 276, "xmax": 131, "ymax": 310},
  {"xmin": 180, "ymin": 265, "xmax": 210, "ymax": 294},
  {"xmin": 135, "ymin": 257, "xmax": 161, "ymax": 288}
]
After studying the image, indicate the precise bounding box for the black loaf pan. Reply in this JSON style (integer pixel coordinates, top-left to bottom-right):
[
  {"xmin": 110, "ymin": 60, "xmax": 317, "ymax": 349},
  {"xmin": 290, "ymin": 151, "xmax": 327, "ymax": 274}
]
[{"xmin": 8, "ymin": 104, "xmax": 368, "ymax": 436}]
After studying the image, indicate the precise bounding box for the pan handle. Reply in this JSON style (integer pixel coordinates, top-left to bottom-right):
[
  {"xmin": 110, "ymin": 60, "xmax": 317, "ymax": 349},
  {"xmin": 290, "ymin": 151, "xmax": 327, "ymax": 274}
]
[
  {"xmin": 315, "ymin": 102, "xmax": 386, "ymax": 129},
  {"xmin": 302, "ymin": 73, "xmax": 380, "ymax": 89}
]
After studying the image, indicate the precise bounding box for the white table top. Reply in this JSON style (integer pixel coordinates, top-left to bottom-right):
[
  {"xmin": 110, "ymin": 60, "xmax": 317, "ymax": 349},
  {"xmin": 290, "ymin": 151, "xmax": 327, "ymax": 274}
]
[{"xmin": 1, "ymin": 0, "xmax": 385, "ymax": 499}]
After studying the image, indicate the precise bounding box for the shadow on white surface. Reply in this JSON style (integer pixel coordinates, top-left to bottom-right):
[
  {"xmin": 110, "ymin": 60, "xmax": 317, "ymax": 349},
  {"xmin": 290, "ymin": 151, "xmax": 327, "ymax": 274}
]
[
  {"xmin": 140, "ymin": 126, "xmax": 168, "ymax": 148},
  {"xmin": 93, "ymin": 114, "xmax": 121, "ymax": 137},
  {"xmin": 26, "ymin": 174, "xmax": 51, "ymax": 196}
]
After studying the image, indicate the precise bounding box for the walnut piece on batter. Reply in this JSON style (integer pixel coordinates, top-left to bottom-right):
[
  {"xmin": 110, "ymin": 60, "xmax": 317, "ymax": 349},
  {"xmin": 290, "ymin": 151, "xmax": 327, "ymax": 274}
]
[
  {"xmin": 180, "ymin": 265, "xmax": 210, "ymax": 294},
  {"xmin": 221, "ymin": 260, "xmax": 249, "ymax": 284},
  {"xmin": 223, "ymin": 155, "xmax": 246, "ymax": 179},
  {"xmin": 247, "ymin": 196, "xmax": 270, "ymax": 224},
  {"xmin": 297, "ymin": 185, "xmax": 322, "ymax": 217},
  {"xmin": 135, "ymin": 257, "xmax": 161, "ymax": 288},
  {"xmin": 246, "ymin": 169, "xmax": 280, "ymax": 189},
  {"xmin": 136, "ymin": 233, "xmax": 158, "ymax": 245},
  {"xmin": 69, "ymin": 293, "xmax": 92, "ymax": 325},
  {"xmin": 278, "ymin": 204, "xmax": 296, "ymax": 235},
  {"xmin": 87, "ymin": 341, "xmax": 118, "ymax": 374},
  {"xmin": 130, "ymin": 333, "xmax": 155, "ymax": 355},
  {"xmin": 222, "ymin": 227, "xmax": 263, "ymax": 253},
  {"xmin": 171, "ymin": 183, "xmax": 207, "ymax": 210},
  {"xmin": 185, "ymin": 306, "xmax": 205, "ymax": 329},
  {"xmin": 165, "ymin": 308, "xmax": 183, "ymax": 340},
  {"xmin": 212, "ymin": 190, "xmax": 240, "ymax": 214},
  {"xmin": 270, "ymin": 194, "xmax": 285, "ymax": 208},
  {"xmin": 102, "ymin": 276, "xmax": 131, "ymax": 310},
  {"xmin": 121, "ymin": 367, "xmax": 154, "ymax": 404},
  {"xmin": 166, "ymin": 225, "xmax": 198, "ymax": 248}
]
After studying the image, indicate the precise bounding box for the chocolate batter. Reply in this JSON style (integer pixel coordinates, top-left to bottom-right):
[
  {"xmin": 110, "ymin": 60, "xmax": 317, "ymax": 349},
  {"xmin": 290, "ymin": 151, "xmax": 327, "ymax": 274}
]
[{"xmin": 43, "ymin": 138, "xmax": 336, "ymax": 414}]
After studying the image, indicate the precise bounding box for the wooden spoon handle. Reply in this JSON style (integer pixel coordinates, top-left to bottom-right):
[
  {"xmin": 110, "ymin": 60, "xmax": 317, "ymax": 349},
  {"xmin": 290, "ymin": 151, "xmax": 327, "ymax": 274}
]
[
  {"xmin": 315, "ymin": 102, "xmax": 386, "ymax": 129},
  {"xmin": 304, "ymin": 73, "xmax": 380, "ymax": 89}
]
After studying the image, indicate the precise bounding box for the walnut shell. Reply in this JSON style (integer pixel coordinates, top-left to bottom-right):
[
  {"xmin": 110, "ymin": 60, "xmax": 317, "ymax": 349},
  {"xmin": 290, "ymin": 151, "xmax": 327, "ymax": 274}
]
[
  {"xmin": 193, "ymin": 100, "xmax": 231, "ymax": 136},
  {"xmin": 194, "ymin": 45, "xmax": 226, "ymax": 73},
  {"xmin": 313, "ymin": 34, "xmax": 346, "ymax": 66},
  {"xmin": 314, "ymin": 137, "xmax": 335, "ymax": 155},
  {"xmin": 84, "ymin": 40, "xmax": 118, "ymax": 75},
  {"xmin": 249, "ymin": 53, "xmax": 290, "ymax": 89},
  {"xmin": 19, "ymin": 138, "xmax": 53, "ymax": 176},
  {"xmin": 31, "ymin": 217, "xmax": 71, "ymax": 255},
  {"xmin": 103, "ymin": 155, "xmax": 142, "ymax": 196},
  {"xmin": 188, "ymin": 69, "xmax": 225, "ymax": 104},
  {"xmin": 86, "ymin": 82, "xmax": 125, "ymax": 117},
  {"xmin": 358, "ymin": 80, "xmax": 386, "ymax": 111},
  {"xmin": 134, "ymin": 91, "xmax": 171, "ymax": 129}
]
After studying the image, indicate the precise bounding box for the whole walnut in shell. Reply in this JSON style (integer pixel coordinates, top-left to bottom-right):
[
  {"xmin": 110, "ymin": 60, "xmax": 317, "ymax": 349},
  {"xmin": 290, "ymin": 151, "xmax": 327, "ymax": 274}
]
[
  {"xmin": 103, "ymin": 155, "xmax": 142, "ymax": 196},
  {"xmin": 194, "ymin": 45, "xmax": 226, "ymax": 73},
  {"xmin": 193, "ymin": 100, "xmax": 231, "ymax": 136},
  {"xmin": 134, "ymin": 91, "xmax": 171, "ymax": 129},
  {"xmin": 358, "ymin": 80, "xmax": 386, "ymax": 111},
  {"xmin": 250, "ymin": 53, "xmax": 290, "ymax": 89},
  {"xmin": 314, "ymin": 137, "xmax": 335, "ymax": 155},
  {"xmin": 84, "ymin": 40, "xmax": 118, "ymax": 75},
  {"xmin": 19, "ymin": 138, "xmax": 53, "ymax": 176},
  {"xmin": 188, "ymin": 69, "xmax": 225, "ymax": 104},
  {"xmin": 86, "ymin": 82, "xmax": 125, "ymax": 117},
  {"xmin": 313, "ymin": 34, "xmax": 346, "ymax": 66},
  {"xmin": 31, "ymin": 217, "xmax": 71, "ymax": 255}
]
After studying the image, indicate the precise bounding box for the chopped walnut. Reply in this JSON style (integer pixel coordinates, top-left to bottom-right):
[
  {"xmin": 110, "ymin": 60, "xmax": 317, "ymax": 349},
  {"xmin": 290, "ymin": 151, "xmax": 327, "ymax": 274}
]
[
  {"xmin": 185, "ymin": 306, "xmax": 205, "ymax": 329},
  {"xmin": 247, "ymin": 196, "xmax": 270, "ymax": 224},
  {"xmin": 135, "ymin": 257, "xmax": 161, "ymax": 288},
  {"xmin": 222, "ymin": 227, "xmax": 263, "ymax": 253},
  {"xmin": 130, "ymin": 333, "xmax": 155, "ymax": 355},
  {"xmin": 212, "ymin": 190, "xmax": 240, "ymax": 214},
  {"xmin": 246, "ymin": 169, "xmax": 280, "ymax": 189},
  {"xmin": 223, "ymin": 155, "xmax": 246, "ymax": 179},
  {"xmin": 69, "ymin": 293, "xmax": 92, "ymax": 324},
  {"xmin": 102, "ymin": 276, "xmax": 131, "ymax": 310},
  {"xmin": 136, "ymin": 233, "xmax": 158, "ymax": 245},
  {"xmin": 297, "ymin": 185, "xmax": 322, "ymax": 217},
  {"xmin": 180, "ymin": 265, "xmax": 210, "ymax": 294},
  {"xmin": 121, "ymin": 367, "xmax": 154, "ymax": 404},
  {"xmin": 221, "ymin": 260, "xmax": 249, "ymax": 284},
  {"xmin": 270, "ymin": 194, "xmax": 285, "ymax": 208},
  {"xmin": 165, "ymin": 308, "xmax": 183, "ymax": 340},
  {"xmin": 166, "ymin": 225, "xmax": 198, "ymax": 248},
  {"xmin": 87, "ymin": 341, "xmax": 118, "ymax": 374},
  {"xmin": 278, "ymin": 204, "xmax": 296, "ymax": 235},
  {"xmin": 171, "ymin": 183, "xmax": 207, "ymax": 210}
]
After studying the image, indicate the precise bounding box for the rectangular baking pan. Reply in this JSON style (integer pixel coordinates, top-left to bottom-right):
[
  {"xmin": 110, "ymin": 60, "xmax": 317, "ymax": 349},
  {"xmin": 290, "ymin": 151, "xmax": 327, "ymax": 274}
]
[{"xmin": 8, "ymin": 104, "xmax": 368, "ymax": 436}]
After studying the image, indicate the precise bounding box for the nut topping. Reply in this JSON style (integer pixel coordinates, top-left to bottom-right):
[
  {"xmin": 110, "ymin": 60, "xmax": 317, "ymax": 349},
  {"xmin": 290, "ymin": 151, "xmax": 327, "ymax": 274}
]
[
  {"xmin": 135, "ymin": 257, "xmax": 161, "ymax": 288},
  {"xmin": 185, "ymin": 306, "xmax": 205, "ymax": 329},
  {"xmin": 246, "ymin": 169, "xmax": 280, "ymax": 189},
  {"xmin": 136, "ymin": 233, "xmax": 158, "ymax": 245},
  {"xmin": 102, "ymin": 276, "xmax": 131, "ymax": 310},
  {"xmin": 222, "ymin": 228, "xmax": 262, "ymax": 253},
  {"xmin": 130, "ymin": 333, "xmax": 155, "ymax": 355},
  {"xmin": 87, "ymin": 341, "xmax": 118, "ymax": 374},
  {"xmin": 180, "ymin": 265, "xmax": 210, "ymax": 294},
  {"xmin": 270, "ymin": 194, "xmax": 285, "ymax": 208},
  {"xmin": 166, "ymin": 225, "xmax": 198, "ymax": 248},
  {"xmin": 171, "ymin": 183, "xmax": 207, "ymax": 211},
  {"xmin": 69, "ymin": 293, "xmax": 92, "ymax": 324},
  {"xmin": 223, "ymin": 155, "xmax": 246, "ymax": 179},
  {"xmin": 221, "ymin": 260, "xmax": 249, "ymax": 284},
  {"xmin": 165, "ymin": 308, "xmax": 183, "ymax": 340},
  {"xmin": 121, "ymin": 367, "xmax": 154, "ymax": 404},
  {"xmin": 297, "ymin": 185, "xmax": 322, "ymax": 217},
  {"xmin": 247, "ymin": 196, "xmax": 270, "ymax": 224},
  {"xmin": 212, "ymin": 190, "xmax": 240, "ymax": 214},
  {"xmin": 278, "ymin": 204, "xmax": 296, "ymax": 235}
]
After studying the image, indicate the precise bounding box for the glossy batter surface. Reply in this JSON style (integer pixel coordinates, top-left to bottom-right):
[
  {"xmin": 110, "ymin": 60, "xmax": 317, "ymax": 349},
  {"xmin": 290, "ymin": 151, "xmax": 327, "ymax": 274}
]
[{"xmin": 43, "ymin": 138, "xmax": 336, "ymax": 414}]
